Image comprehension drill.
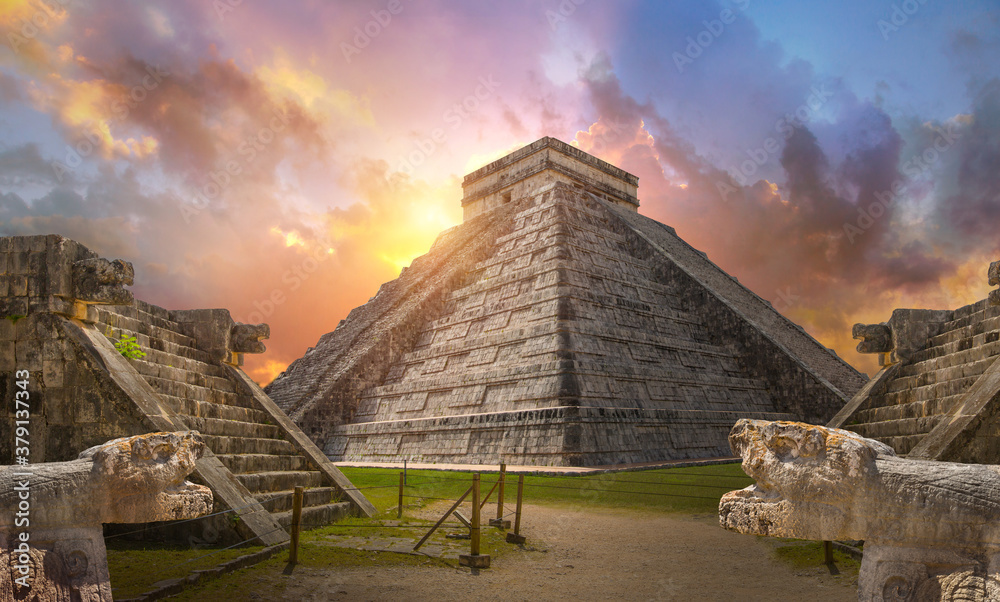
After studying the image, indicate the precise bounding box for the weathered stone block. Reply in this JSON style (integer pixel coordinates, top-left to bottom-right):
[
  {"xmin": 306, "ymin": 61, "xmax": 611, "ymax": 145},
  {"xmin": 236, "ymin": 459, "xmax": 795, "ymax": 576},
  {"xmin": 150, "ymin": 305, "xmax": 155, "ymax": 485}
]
[
  {"xmin": 42, "ymin": 360, "xmax": 64, "ymax": 388},
  {"xmin": 887, "ymin": 308, "xmax": 953, "ymax": 364},
  {"xmin": 9, "ymin": 274, "xmax": 28, "ymax": 296},
  {"xmin": 71, "ymin": 257, "xmax": 135, "ymax": 305}
]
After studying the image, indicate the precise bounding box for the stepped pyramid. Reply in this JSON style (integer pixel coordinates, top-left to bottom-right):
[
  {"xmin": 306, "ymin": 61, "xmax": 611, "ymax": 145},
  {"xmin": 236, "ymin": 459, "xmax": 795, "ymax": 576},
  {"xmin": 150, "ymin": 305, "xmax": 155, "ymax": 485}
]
[
  {"xmin": 0, "ymin": 235, "xmax": 374, "ymax": 546},
  {"xmin": 267, "ymin": 137, "xmax": 867, "ymax": 466},
  {"xmin": 832, "ymin": 270, "xmax": 1000, "ymax": 463}
]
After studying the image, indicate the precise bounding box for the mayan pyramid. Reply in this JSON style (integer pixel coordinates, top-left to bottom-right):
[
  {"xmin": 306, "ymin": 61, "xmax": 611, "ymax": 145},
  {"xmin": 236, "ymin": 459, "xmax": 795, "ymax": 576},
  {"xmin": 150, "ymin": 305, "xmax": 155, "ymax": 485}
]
[
  {"xmin": 266, "ymin": 137, "xmax": 867, "ymax": 466},
  {"xmin": 832, "ymin": 270, "xmax": 1000, "ymax": 464}
]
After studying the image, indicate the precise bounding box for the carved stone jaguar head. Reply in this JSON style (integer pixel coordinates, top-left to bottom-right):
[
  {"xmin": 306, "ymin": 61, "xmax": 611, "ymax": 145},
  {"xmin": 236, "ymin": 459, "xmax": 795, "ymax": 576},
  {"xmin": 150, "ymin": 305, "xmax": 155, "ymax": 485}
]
[
  {"xmin": 79, "ymin": 431, "xmax": 212, "ymax": 524},
  {"xmin": 719, "ymin": 419, "xmax": 895, "ymax": 541}
]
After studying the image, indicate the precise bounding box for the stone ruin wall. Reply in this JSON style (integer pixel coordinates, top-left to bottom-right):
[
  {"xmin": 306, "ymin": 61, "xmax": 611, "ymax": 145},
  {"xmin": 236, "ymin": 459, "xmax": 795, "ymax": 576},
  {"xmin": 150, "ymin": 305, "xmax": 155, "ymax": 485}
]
[{"xmin": 0, "ymin": 235, "xmax": 150, "ymax": 463}]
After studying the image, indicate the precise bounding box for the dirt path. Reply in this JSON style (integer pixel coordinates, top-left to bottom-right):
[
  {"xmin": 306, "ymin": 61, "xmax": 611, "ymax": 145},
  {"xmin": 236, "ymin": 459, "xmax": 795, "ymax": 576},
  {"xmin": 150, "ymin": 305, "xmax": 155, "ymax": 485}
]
[{"xmin": 268, "ymin": 504, "xmax": 857, "ymax": 601}]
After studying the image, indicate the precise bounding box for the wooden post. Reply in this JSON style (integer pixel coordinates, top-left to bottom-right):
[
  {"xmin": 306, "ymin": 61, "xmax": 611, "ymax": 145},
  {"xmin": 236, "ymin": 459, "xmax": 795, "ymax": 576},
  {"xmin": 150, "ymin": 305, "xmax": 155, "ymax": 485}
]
[
  {"xmin": 460, "ymin": 473, "xmax": 490, "ymax": 568},
  {"xmin": 496, "ymin": 463, "xmax": 506, "ymax": 521},
  {"xmin": 470, "ymin": 473, "xmax": 481, "ymax": 556},
  {"xmin": 824, "ymin": 540, "xmax": 834, "ymax": 565},
  {"xmin": 289, "ymin": 486, "xmax": 304, "ymax": 564},
  {"xmin": 506, "ymin": 475, "xmax": 526, "ymax": 544},
  {"xmin": 398, "ymin": 472, "xmax": 405, "ymax": 519}
]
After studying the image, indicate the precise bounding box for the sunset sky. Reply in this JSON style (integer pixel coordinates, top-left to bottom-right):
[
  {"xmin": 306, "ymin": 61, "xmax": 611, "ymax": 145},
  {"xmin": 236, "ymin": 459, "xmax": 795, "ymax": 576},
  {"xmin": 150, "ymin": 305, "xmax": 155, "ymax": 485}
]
[{"xmin": 1, "ymin": 0, "xmax": 998, "ymax": 383}]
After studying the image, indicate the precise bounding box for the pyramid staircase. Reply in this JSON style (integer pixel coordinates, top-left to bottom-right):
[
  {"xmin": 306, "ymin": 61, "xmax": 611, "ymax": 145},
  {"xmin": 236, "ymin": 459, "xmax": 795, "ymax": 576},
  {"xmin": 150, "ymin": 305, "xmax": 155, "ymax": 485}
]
[
  {"xmin": 91, "ymin": 299, "xmax": 370, "ymax": 533},
  {"xmin": 336, "ymin": 190, "xmax": 800, "ymax": 463},
  {"xmin": 831, "ymin": 285, "xmax": 1000, "ymax": 462}
]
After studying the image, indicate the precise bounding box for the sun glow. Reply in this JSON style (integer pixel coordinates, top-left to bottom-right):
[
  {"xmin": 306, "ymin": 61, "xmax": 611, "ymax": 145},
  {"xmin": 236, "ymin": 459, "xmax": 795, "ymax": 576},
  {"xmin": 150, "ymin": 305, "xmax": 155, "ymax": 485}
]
[{"xmin": 269, "ymin": 226, "xmax": 306, "ymax": 248}]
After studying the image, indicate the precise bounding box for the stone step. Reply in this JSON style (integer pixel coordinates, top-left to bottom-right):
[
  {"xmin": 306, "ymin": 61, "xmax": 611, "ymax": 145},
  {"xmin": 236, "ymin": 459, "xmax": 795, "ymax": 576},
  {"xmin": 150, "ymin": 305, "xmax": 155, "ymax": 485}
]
[
  {"xmin": 902, "ymin": 342, "xmax": 1000, "ymax": 378},
  {"xmin": 255, "ymin": 487, "xmax": 341, "ymax": 513},
  {"xmin": 886, "ymin": 360, "xmax": 988, "ymax": 393},
  {"xmin": 160, "ymin": 394, "xmax": 271, "ymax": 424},
  {"xmin": 846, "ymin": 415, "xmax": 943, "ymax": 439},
  {"xmin": 106, "ymin": 322, "xmax": 219, "ymax": 366},
  {"xmin": 235, "ymin": 470, "xmax": 325, "ymax": 494},
  {"xmin": 880, "ymin": 434, "xmax": 926, "ymax": 456},
  {"xmin": 98, "ymin": 303, "xmax": 181, "ymax": 332},
  {"xmin": 183, "ymin": 416, "xmax": 282, "ymax": 439},
  {"xmin": 926, "ymin": 315, "xmax": 1000, "ymax": 349},
  {"xmin": 215, "ymin": 454, "xmax": 311, "ymax": 474},
  {"xmin": 273, "ymin": 502, "xmax": 353, "ymax": 530},
  {"xmin": 201, "ymin": 435, "xmax": 299, "ymax": 456},
  {"xmin": 135, "ymin": 299, "xmax": 176, "ymax": 322},
  {"xmin": 879, "ymin": 375, "xmax": 982, "ymax": 406},
  {"xmin": 145, "ymin": 335, "xmax": 219, "ymax": 366},
  {"xmin": 134, "ymin": 348, "xmax": 230, "ymax": 380},
  {"xmin": 133, "ymin": 361, "xmax": 230, "ymax": 391},
  {"xmin": 852, "ymin": 394, "xmax": 964, "ymax": 424},
  {"xmin": 98, "ymin": 311, "xmax": 199, "ymax": 350},
  {"xmin": 142, "ymin": 375, "xmax": 244, "ymax": 406},
  {"xmin": 940, "ymin": 299, "xmax": 996, "ymax": 330}
]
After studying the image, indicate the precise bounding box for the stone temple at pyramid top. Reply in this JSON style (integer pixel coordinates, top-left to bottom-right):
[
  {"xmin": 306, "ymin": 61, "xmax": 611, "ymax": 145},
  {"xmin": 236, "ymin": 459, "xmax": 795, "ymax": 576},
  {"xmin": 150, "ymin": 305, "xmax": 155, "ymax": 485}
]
[{"xmin": 460, "ymin": 136, "xmax": 640, "ymax": 220}]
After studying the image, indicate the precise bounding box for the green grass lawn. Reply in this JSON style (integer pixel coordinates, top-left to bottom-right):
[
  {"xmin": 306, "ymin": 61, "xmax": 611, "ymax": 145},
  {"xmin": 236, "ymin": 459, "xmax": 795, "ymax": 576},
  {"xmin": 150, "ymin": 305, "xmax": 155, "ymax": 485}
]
[
  {"xmin": 106, "ymin": 539, "xmax": 266, "ymax": 599},
  {"xmin": 341, "ymin": 463, "xmax": 754, "ymax": 515},
  {"xmin": 107, "ymin": 463, "xmax": 755, "ymax": 598}
]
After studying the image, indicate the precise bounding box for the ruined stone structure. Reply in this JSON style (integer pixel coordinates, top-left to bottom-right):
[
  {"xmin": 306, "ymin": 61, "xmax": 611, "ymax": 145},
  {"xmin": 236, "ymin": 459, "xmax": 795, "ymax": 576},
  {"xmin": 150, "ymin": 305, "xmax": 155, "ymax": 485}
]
[
  {"xmin": 1, "ymin": 431, "xmax": 212, "ymax": 601},
  {"xmin": 267, "ymin": 137, "xmax": 867, "ymax": 466},
  {"xmin": 720, "ymin": 419, "xmax": 1000, "ymax": 601},
  {"xmin": 831, "ymin": 260, "xmax": 1000, "ymax": 463},
  {"xmin": 0, "ymin": 235, "xmax": 374, "ymax": 548}
]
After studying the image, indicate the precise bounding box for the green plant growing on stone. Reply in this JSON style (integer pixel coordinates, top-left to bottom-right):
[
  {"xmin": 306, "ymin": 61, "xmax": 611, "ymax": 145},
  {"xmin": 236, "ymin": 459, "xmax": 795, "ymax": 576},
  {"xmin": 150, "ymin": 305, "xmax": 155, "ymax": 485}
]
[
  {"xmin": 114, "ymin": 333, "xmax": 147, "ymax": 360},
  {"xmin": 5, "ymin": 314, "xmax": 26, "ymax": 324}
]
